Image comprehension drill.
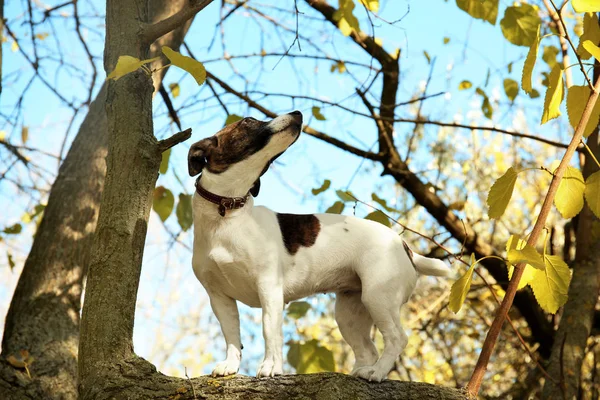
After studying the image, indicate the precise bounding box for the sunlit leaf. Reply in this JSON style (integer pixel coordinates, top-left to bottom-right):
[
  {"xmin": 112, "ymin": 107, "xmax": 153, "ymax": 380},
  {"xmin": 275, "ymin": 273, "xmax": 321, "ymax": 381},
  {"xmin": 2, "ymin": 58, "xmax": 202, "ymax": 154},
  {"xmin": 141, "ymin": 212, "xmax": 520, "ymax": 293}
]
[
  {"xmin": 312, "ymin": 106, "xmax": 326, "ymax": 121},
  {"xmin": 333, "ymin": 0, "xmax": 360, "ymax": 36},
  {"xmin": 583, "ymin": 39, "xmax": 600, "ymax": 61},
  {"xmin": 500, "ymin": 4, "xmax": 541, "ymax": 47},
  {"xmin": 106, "ymin": 55, "xmax": 159, "ymax": 81},
  {"xmin": 326, "ymin": 201, "xmax": 345, "ymax": 214},
  {"xmin": 507, "ymin": 243, "xmax": 546, "ymax": 270},
  {"xmin": 312, "ymin": 179, "xmax": 331, "ymax": 195},
  {"xmin": 169, "ymin": 82, "xmax": 180, "ymax": 98},
  {"xmin": 487, "ymin": 167, "xmax": 518, "ymax": 219},
  {"xmin": 162, "ymin": 46, "xmax": 206, "ymax": 85},
  {"xmin": 449, "ymin": 254, "xmax": 477, "ymax": 313},
  {"xmin": 336, "ymin": 190, "xmax": 355, "ymax": 202},
  {"xmin": 529, "ymin": 255, "xmax": 571, "ymax": 314},
  {"xmin": 287, "ymin": 339, "xmax": 335, "ymax": 373},
  {"xmin": 577, "ymin": 13, "xmax": 600, "ymax": 60},
  {"xmin": 330, "ymin": 61, "xmax": 347, "ymax": 73},
  {"xmin": 176, "ymin": 193, "xmax": 193, "ymax": 232},
  {"xmin": 566, "ymin": 85, "xmax": 600, "ymax": 137},
  {"xmin": 456, "ymin": 0, "xmax": 499, "ymax": 25},
  {"xmin": 443, "ymin": 37, "xmax": 450, "ymax": 44},
  {"xmin": 503, "ymin": 78, "xmax": 519, "ymax": 102},
  {"xmin": 573, "ymin": 0, "xmax": 600, "ymax": 13},
  {"xmin": 522, "ymin": 25, "xmax": 540, "ymax": 95},
  {"xmin": 287, "ymin": 301, "xmax": 311, "ymax": 319},
  {"xmin": 541, "ymin": 64, "xmax": 564, "ymax": 124},
  {"xmin": 475, "ymin": 87, "xmax": 493, "ymax": 119},
  {"xmin": 554, "ymin": 166, "xmax": 585, "ymax": 218},
  {"xmin": 153, "ymin": 186, "xmax": 174, "ymax": 222},
  {"xmin": 21, "ymin": 126, "xmax": 28, "ymax": 144},
  {"xmin": 372, "ymin": 193, "xmax": 399, "ymax": 213},
  {"xmin": 225, "ymin": 114, "xmax": 243, "ymax": 126},
  {"xmin": 364, "ymin": 210, "xmax": 391, "ymax": 227},
  {"xmin": 11, "ymin": 41, "xmax": 18, "ymax": 52},
  {"xmin": 360, "ymin": 0, "xmax": 379, "ymax": 12},
  {"xmin": 458, "ymin": 80, "xmax": 472, "ymax": 90},
  {"xmin": 35, "ymin": 32, "xmax": 49, "ymax": 41},
  {"xmin": 585, "ymin": 170, "xmax": 600, "ymax": 218},
  {"xmin": 159, "ymin": 148, "xmax": 171, "ymax": 175}
]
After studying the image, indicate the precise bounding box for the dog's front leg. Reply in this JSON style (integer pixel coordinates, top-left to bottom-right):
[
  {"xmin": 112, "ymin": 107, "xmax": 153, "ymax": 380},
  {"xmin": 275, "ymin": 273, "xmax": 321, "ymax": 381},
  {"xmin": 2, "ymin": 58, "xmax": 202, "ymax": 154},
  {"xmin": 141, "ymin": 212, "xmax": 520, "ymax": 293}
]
[
  {"xmin": 208, "ymin": 292, "xmax": 242, "ymax": 377},
  {"xmin": 256, "ymin": 282, "xmax": 284, "ymax": 377}
]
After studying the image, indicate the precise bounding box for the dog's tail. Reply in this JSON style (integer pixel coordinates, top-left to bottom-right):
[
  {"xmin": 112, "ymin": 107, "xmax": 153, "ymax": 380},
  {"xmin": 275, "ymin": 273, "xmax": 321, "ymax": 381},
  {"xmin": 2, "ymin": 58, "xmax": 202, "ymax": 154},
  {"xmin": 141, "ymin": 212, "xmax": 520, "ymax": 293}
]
[{"xmin": 402, "ymin": 240, "xmax": 452, "ymax": 277}]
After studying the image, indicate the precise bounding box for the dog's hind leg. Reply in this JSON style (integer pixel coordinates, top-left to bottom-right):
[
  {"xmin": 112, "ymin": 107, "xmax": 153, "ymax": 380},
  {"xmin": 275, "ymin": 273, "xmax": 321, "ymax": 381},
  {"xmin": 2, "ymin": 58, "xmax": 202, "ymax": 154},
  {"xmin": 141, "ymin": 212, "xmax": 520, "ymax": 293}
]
[
  {"xmin": 352, "ymin": 285, "xmax": 408, "ymax": 382},
  {"xmin": 335, "ymin": 291, "xmax": 379, "ymax": 371},
  {"xmin": 208, "ymin": 292, "xmax": 242, "ymax": 377}
]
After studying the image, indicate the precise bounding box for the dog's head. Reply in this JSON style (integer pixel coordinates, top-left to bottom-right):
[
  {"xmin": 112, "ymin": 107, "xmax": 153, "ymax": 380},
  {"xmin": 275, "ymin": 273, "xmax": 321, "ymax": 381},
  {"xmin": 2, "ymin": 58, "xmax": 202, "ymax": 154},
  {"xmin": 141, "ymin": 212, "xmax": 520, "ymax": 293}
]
[{"xmin": 188, "ymin": 111, "xmax": 303, "ymax": 197}]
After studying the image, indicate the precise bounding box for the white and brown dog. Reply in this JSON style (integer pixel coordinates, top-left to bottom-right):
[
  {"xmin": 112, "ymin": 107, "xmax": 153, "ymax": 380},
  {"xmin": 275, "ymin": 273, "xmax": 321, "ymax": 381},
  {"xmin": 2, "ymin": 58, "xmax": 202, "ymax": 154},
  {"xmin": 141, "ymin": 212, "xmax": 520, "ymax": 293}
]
[{"xmin": 188, "ymin": 111, "xmax": 451, "ymax": 382}]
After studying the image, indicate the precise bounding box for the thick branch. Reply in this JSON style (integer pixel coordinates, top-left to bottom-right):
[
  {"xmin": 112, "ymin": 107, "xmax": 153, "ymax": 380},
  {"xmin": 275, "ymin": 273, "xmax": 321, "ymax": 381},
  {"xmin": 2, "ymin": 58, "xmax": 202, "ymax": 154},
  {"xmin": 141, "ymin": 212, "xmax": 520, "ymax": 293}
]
[
  {"xmin": 141, "ymin": 0, "xmax": 213, "ymax": 45},
  {"xmin": 158, "ymin": 128, "xmax": 192, "ymax": 152}
]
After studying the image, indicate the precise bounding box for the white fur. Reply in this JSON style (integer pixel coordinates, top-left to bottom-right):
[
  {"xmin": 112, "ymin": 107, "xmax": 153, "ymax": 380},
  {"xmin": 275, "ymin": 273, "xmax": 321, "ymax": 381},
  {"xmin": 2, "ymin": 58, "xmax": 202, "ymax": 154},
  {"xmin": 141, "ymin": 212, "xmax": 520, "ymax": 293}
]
[{"xmin": 190, "ymin": 113, "xmax": 452, "ymax": 381}]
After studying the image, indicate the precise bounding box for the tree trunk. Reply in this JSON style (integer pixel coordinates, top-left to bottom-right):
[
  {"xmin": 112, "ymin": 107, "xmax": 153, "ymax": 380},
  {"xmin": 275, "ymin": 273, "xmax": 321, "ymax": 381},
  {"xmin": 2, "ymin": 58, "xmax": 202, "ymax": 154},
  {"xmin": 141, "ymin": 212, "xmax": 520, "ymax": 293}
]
[
  {"xmin": 541, "ymin": 128, "xmax": 600, "ymax": 398},
  {"xmin": 0, "ymin": 2, "xmax": 192, "ymax": 399}
]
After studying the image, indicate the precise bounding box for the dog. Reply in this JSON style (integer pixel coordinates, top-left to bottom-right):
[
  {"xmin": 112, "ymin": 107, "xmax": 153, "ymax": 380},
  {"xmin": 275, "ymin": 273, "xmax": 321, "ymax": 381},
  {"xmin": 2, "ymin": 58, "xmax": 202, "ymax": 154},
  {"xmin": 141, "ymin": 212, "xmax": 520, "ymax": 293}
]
[{"xmin": 188, "ymin": 111, "xmax": 452, "ymax": 382}]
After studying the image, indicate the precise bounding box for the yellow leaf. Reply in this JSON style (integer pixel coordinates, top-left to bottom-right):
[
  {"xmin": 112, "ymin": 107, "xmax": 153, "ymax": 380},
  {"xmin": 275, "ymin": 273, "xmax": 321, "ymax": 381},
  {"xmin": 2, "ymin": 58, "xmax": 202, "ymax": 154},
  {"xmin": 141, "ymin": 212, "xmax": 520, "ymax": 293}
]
[
  {"xmin": 456, "ymin": 0, "xmax": 499, "ymax": 25},
  {"xmin": 11, "ymin": 41, "xmax": 18, "ymax": 52},
  {"xmin": 0, "ymin": 131, "xmax": 5, "ymax": 141},
  {"xmin": 21, "ymin": 126, "xmax": 28, "ymax": 144},
  {"xmin": 312, "ymin": 106, "xmax": 326, "ymax": 121},
  {"xmin": 566, "ymin": 85, "xmax": 600, "ymax": 138},
  {"xmin": 162, "ymin": 46, "xmax": 206, "ymax": 85},
  {"xmin": 577, "ymin": 13, "xmax": 600, "ymax": 60},
  {"xmin": 360, "ymin": 0, "xmax": 379, "ymax": 12},
  {"xmin": 333, "ymin": 0, "xmax": 360, "ymax": 36},
  {"xmin": 573, "ymin": 0, "xmax": 600, "ymax": 13},
  {"xmin": 522, "ymin": 25, "xmax": 540, "ymax": 95},
  {"xmin": 585, "ymin": 170, "xmax": 600, "ymax": 218},
  {"xmin": 503, "ymin": 78, "xmax": 519, "ymax": 102},
  {"xmin": 159, "ymin": 148, "xmax": 170, "ymax": 175},
  {"xmin": 225, "ymin": 114, "xmax": 243, "ymax": 126},
  {"xmin": 554, "ymin": 165, "xmax": 585, "ymax": 218},
  {"xmin": 458, "ymin": 80, "xmax": 472, "ymax": 90},
  {"xmin": 507, "ymin": 244, "xmax": 546, "ymax": 270},
  {"xmin": 507, "ymin": 263, "xmax": 536, "ymax": 290},
  {"xmin": 529, "ymin": 255, "xmax": 571, "ymax": 314},
  {"xmin": 449, "ymin": 254, "xmax": 477, "ymax": 313},
  {"xmin": 487, "ymin": 167, "xmax": 518, "ymax": 219},
  {"xmin": 35, "ymin": 32, "xmax": 49, "ymax": 40},
  {"xmin": 106, "ymin": 55, "xmax": 159, "ymax": 81},
  {"xmin": 500, "ymin": 4, "xmax": 541, "ymax": 47},
  {"xmin": 169, "ymin": 82, "xmax": 180, "ymax": 98},
  {"xmin": 541, "ymin": 64, "xmax": 564, "ymax": 124}
]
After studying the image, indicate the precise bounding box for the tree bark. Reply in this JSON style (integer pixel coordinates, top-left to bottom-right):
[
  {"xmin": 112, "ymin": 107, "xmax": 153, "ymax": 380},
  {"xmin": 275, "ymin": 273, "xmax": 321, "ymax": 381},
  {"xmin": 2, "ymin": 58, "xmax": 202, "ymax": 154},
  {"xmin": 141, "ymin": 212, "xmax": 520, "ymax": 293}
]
[
  {"xmin": 0, "ymin": 2, "xmax": 192, "ymax": 399},
  {"xmin": 540, "ymin": 129, "xmax": 600, "ymax": 398}
]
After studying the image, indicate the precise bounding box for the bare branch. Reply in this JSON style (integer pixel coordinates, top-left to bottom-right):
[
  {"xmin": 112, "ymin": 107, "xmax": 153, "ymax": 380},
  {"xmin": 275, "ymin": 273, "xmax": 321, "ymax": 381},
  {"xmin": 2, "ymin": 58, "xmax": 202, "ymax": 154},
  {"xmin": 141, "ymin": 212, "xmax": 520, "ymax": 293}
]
[{"xmin": 157, "ymin": 128, "xmax": 192, "ymax": 152}]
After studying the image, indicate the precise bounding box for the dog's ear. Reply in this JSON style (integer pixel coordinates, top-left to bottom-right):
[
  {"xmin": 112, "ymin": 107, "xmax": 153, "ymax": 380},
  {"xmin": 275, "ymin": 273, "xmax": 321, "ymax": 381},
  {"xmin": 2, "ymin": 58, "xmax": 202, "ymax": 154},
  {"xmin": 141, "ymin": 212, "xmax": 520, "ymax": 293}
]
[
  {"xmin": 250, "ymin": 179, "xmax": 261, "ymax": 197},
  {"xmin": 188, "ymin": 136, "xmax": 217, "ymax": 176}
]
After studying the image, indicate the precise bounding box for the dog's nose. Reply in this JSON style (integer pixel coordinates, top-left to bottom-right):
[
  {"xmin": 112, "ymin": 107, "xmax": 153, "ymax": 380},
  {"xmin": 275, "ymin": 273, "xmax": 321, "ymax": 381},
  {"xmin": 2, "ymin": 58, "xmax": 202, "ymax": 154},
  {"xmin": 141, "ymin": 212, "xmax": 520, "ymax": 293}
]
[{"xmin": 289, "ymin": 110, "xmax": 303, "ymax": 124}]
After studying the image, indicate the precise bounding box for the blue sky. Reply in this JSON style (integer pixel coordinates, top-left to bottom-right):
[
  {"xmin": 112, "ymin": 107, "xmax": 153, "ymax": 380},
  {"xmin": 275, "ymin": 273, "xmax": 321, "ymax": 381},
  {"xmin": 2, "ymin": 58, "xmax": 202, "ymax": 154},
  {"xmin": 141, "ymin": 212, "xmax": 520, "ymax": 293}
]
[{"xmin": 0, "ymin": 0, "xmax": 577, "ymax": 378}]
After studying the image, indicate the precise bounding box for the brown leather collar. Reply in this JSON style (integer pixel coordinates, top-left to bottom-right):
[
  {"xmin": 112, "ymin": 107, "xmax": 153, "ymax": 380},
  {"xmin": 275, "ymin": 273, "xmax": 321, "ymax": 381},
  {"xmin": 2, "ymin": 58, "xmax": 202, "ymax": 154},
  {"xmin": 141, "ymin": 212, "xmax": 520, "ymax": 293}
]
[{"xmin": 195, "ymin": 176, "xmax": 250, "ymax": 217}]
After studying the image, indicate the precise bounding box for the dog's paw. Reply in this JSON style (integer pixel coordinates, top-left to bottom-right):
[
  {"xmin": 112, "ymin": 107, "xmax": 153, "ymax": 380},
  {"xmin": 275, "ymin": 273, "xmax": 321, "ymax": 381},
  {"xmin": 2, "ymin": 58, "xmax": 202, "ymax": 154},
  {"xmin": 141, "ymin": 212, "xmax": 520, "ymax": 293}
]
[
  {"xmin": 351, "ymin": 366, "xmax": 388, "ymax": 382},
  {"xmin": 256, "ymin": 359, "xmax": 283, "ymax": 378},
  {"xmin": 211, "ymin": 359, "xmax": 240, "ymax": 377}
]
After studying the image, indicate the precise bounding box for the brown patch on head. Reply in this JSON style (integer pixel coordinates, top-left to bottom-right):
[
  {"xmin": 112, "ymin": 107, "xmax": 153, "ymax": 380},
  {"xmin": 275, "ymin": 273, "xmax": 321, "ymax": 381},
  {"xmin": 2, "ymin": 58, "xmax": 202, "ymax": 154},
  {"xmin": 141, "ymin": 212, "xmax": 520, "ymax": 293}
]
[
  {"xmin": 402, "ymin": 240, "xmax": 417, "ymax": 270},
  {"xmin": 277, "ymin": 213, "xmax": 320, "ymax": 255}
]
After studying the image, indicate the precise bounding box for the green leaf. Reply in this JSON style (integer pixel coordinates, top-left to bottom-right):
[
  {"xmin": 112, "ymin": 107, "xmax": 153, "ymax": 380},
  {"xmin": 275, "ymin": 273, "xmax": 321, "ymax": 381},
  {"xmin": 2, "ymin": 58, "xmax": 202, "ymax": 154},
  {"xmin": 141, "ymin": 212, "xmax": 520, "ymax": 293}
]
[
  {"xmin": 330, "ymin": 61, "xmax": 347, "ymax": 73},
  {"xmin": 287, "ymin": 339, "xmax": 335, "ymax": 373},
  {"xmin": 160, "ymin": 148, "xmax": 171, "ymax": 175},
  {"xmin": 169, "ymin": 82, "xmax": 180, "ymax": 98},
  {"xmin": 566, "ymin": 85, "xmax": 600, "ymax": 138},
  {"xmin": 458, "ymin": 80, "xmax": 472, "ymax": 90},
  {"xmin": 577, "ymin": 13, "xmax": 600, "ymax": 60},
  {"xmin": 500, "ymin": 4, "xmax": 541, "ymax": 47},
  {"xmin": 443, "ymin": 37, "xmax": 450, "ymax": 44},
  {"xmin": 311, "ymin": 107, "xmax": 326, "ymax": 121},
  {"xmin": 449, "ymin": 254, "xmax": 477, "ymax": 313},
  {"xmin": 153, "ymin": 186, "xmax": 175, "ymax": 222},
  {"xmin": 542, "ymin": 45, "xmax": 559, "ymax": 68},
  {"xmin": 503, "ymin": 78, "xmax": 519, "ymax": 102},
  {"xmin": 487, "ymin": 167, "xmax": 518, "ymax": 219},
  {"xmin": 225, "ymin": 114, "xmax": 243, "ymax": 126},
  {"xmin": 176, "ymin": 193, "xmax": 193, "ymax": 232},
  {"xmin": 162, "ymin": 46, "xmax": 206, "ymax": 85},
  {"xmin": 448, "ymin": 201, "xmax": 466, "ymax": 211},
  {"xmin": 423, "ymin": 50, "xmax": 431, "ymax": 64},
  {"xmin": 554, "ymin": 166, "xmax": 585, "ymax": 218},
  {"xmin": 3, "ymin": 223, "xmax": 22, "ymax": 235},
  {"xmin": 541, "ymin": 64, "xmax": 564, "ymax": 125},
  {"xmin": 326, "ymin": 201, "xmax": 345, "ymax": 214},
  {"xmin": 475, "ymin": 87, "xmax": 493, "ymax": 119},
  {"xmin": 507, "ymin": 244, "xmax": 546, "ymax": 270},
  {"xmin": 7, "ymin": 253, "xmax": 15, "ymax": 271},
  {"xmin": 336, "ymin": 190, "xmax": 355, "ymax": 202},
  {"xmin": 287, "ymin": 301, "xmax": 311, "ymax": 319},
  {"xmin": 333, "ymin": 0, "xmax": 360, "ymax": 36},
  {"xmin": 529, "ymin": 89, "xmax": 540, "ymax": 99},
  {"xmin": 522, "ymin": 25, "xmax": 541, "ymax": 95},
  {"xmin": 573, "ymin": 0, "xmax": 600, "ymax": 13},
  {"xmin": 529, "ymin": 255, "xmax": 571, "ymax": 314},
  {"xmin": 585, "ymin": 170, "xmax": 600, "ymax": 218},
  {"xmin": 371, "ymin": 193, "xmax": 398, "ymax": 213},
  {"xmin": 312, "ymin": 179, "xmax": 331, "ymax": 195},
  {"xmin": 364, "ymin": 210, "xmax": 391, "ymax": 227},
  {"xmin": 106, "ymin": 55, "xmax": 159, "ymax": 80},
  {"xmin": 455, "ymin": 0, "xmax": 499, "ymax": 25}
]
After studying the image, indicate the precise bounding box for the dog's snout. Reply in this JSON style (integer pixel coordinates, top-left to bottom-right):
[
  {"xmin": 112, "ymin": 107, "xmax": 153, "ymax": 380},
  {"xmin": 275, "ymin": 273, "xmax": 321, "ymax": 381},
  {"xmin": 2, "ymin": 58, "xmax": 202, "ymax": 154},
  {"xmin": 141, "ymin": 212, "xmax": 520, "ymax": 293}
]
[{"xmin": 288, "ymin": 110, "xmax": 303, "ymax": 125}]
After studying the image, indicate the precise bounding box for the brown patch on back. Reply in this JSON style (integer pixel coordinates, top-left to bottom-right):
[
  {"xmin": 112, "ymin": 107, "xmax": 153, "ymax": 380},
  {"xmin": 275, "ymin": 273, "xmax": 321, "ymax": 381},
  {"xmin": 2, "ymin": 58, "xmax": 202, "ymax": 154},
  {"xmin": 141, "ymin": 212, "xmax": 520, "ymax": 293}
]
[
  {"xmin": 277, "ymin": 213, "xmax": 320, "ymax": 255},
  {"xmin": 403, "ymin": 240, "xmax": 417, "ymax": 270}
]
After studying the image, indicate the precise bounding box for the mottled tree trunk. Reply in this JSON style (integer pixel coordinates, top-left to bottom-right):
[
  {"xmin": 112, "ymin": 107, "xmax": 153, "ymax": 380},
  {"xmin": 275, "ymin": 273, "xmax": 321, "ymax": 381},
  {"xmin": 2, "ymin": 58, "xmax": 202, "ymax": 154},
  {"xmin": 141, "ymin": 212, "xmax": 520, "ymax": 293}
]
[{"xmin": 0, "ymin": 2, "xmax": 191, "ymax": 399}]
